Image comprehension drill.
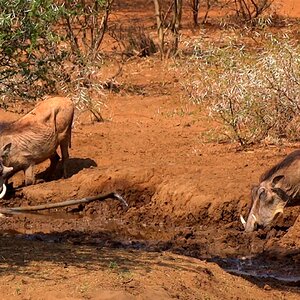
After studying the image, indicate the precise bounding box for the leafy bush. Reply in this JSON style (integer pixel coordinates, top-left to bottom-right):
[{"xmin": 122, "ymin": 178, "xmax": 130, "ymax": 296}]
[
  {"xmin": 0, "ymin": 0, "xmax": 114, "ymax": 121},
  {"xmin": 0, "ymin": 0, "xmax": 63, "ymax": 101},
  {"xmin": 57, "ymin": 0, "xmax": 114, "ymax": 121},
  {"xmin": 183, "ymin": 33, "xmax": 300, "ymax": 146}
]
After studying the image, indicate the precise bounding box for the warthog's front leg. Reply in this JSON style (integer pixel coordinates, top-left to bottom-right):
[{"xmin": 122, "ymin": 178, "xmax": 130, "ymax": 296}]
[
  {"xmin": 24, "ymin": 165, "xmax": 35, "ymax": 186},
  {"xmin": 45, "ymin": 151, "xmax": 60, "ymax": 180}
]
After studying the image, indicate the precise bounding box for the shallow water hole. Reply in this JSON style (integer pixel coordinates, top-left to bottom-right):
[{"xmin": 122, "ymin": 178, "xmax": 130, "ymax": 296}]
[
  {"xmin": 210, "ymin": 256, "xmax": 300, "ymax": 286},
  {"xmin": 2, "ymin": 221, "xmax": 299, "ymax": 289}
]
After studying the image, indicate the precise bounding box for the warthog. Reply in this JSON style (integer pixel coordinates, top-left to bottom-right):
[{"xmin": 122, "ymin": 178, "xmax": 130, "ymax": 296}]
[
  {"xmin": 241, "ymin": 150, "xmax": 300, "ymax": 232},
  {"xmin": 0, "ymin": 96, "xmax": 74, "ymax": 186}
]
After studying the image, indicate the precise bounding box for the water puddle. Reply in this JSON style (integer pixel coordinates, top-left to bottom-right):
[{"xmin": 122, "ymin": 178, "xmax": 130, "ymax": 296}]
[
  {"xmin": 11, "ymin": 231, "xmax": 300, "ymax": 286},
  {"xmin": 211, "ymin": 257, "xmax": 300, "ymax": 285},
  {"xmin": 1, "ymin": 220, "xmax": 299, "ymax": 286}
]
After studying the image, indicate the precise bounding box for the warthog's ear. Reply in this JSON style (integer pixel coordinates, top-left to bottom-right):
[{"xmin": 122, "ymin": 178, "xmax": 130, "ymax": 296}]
[
  {"xmin": 251, "ymin": 185, "xmax": 259, "ymax": 198},
  {"xmin": 0, "ymin": 143, "xmax": 12, "ymax": 160},
  {"xmin": 251, "ymin": 185, "xmax": 259, "ymax": 205},
  {"xmin": 258, "ymin": 187, "xmax": 267, "ymax": 201},
  {"xmin": 272, "ymin": 175, "xmax": 284, "ymax": 187}
]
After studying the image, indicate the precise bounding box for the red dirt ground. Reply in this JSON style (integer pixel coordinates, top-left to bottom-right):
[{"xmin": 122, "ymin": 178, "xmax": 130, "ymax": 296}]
[{"xmin": 0, "ymin": 1, "xmax": 300, "ymax": 299}]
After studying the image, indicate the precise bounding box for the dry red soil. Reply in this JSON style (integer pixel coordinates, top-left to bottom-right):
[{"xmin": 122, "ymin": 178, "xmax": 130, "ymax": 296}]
[{"xmin": 0, "ymin": 1, "xmax": 300, "ymax": 299}]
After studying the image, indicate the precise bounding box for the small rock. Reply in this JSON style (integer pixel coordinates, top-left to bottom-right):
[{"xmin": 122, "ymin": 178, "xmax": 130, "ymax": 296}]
[{"xmin": 263, "ymin": 284, "xmax": 272, "ymax": 291}]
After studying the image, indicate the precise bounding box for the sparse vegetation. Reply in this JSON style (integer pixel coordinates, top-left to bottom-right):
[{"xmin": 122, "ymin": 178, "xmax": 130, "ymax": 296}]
[
  {"xmin": 152, "ymin": 0, "xmax": 184, "ymax": 59},
  {"xmin": 108, "ymin": 261, "xmax": 119, "ymax": 269},
  {"xmin": 182, "ymin": 32, "xmax": 300, "ymax": 146},
  {"xmin": 232, "ymin": 0, "xmax": 275, "ymax": 23},
  {"xmin": 54, "ymin": 0, "xmax": 115, "ymax": 122},
  {"xmin": 109, "ymin": 25, "xmax": 157, "ymax": 58},
  {"xmin": 0, "ymin": 0, "xmax": 286, "ymax": 132}
]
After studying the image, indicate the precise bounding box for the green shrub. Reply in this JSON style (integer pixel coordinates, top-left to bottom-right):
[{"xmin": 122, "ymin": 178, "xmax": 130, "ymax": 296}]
[
  {"xmin": 0, "ymin": 0, "xmax": 63, "ymax": 101},
  {"xmin": 0, "ymin": 0, "xmax": 114, "ymax": 121}
]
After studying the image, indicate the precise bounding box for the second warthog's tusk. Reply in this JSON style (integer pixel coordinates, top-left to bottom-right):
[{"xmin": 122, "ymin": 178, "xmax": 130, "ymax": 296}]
[
  {"xmin": 252, "ymin": 214, "xmax": 257, "ymax": 222},
  {"xmin": 240, "ymin": 215, "xmax": 246, "ymax": 227}
]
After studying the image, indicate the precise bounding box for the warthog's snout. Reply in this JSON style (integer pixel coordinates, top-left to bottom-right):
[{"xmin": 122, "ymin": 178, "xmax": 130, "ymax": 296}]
[{"xmin": 2, "ymin": 165, "xmax": 13, "ymax": 177}]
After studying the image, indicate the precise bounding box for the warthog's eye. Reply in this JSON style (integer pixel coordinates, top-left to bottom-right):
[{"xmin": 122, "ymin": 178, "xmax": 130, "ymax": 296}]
[{"xmin": 266, "ymin": 198, "xmax": 275, "ymax": 205}]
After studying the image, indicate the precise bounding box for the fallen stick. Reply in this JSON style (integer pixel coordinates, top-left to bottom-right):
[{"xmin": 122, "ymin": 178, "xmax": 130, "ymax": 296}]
[{"xmin": 0, "ymin": 192, "xmax": 128, "ymax": 216}]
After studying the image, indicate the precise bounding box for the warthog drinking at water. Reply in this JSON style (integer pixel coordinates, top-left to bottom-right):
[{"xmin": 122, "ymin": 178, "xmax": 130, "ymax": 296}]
[
  {"xmin": 241, "ymin": 150, "xmax": 300, "ymax": 232},
  {"xmin": 0, "ymin": 96, "xmax": 74, "ymax": 187}
]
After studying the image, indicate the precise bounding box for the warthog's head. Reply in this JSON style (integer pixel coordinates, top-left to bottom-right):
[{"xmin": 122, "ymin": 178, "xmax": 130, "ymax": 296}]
[
  {"xmin": 240, "ymin": 175, "xmax": 289, "ymax": 232},
  {"xmin": 0, "ymin": 143, "xmax": 13, "ymax": 198}
]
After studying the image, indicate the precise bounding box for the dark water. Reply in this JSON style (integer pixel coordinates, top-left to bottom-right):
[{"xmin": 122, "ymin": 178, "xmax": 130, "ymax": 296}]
[
  {"xmin": 1, "ymin": 212, "xmax": 299, "ymax": 287},
  {"xmin": 210, "ymin": 256, "xmax": 300, "ymax": 285}
]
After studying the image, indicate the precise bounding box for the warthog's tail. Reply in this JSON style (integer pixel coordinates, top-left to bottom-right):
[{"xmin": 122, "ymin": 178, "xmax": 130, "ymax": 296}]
[{"xmin": 0, "ymin": 192, "xmax": 128, "ymax": 216}]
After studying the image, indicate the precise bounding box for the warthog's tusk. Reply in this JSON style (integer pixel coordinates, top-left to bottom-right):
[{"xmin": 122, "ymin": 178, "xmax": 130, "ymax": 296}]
[
  {"xmin": 252, "ymin": 214, "xmax": 257, "ymax": 222},
  {"xmin": 240, "ymin": 215, "xmax": 246, "ymax": 227},
  {"xmin": 0, "ymin": 184, "xmax": 7, "ymax": 199}
]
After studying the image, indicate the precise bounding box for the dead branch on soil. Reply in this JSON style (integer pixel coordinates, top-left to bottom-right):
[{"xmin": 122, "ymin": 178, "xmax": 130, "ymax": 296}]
[{"xmin": 0, "ymin": 192, "xmax": 128, "ymax": 217}]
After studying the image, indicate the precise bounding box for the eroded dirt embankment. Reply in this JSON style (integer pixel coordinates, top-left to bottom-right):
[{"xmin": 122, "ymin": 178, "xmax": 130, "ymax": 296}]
[{"xmin": 1, "ymin": 162, "xmax": 300, "ymax": 288}]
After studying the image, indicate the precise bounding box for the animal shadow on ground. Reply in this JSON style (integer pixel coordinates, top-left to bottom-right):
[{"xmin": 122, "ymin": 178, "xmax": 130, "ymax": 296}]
[
  {"xmin": 36, "ymin": 157, "xmax": 98, "ymax": 182},
  {"xmin": 0, "ymin": 232, "xmax": 204, "ymax": 279}
]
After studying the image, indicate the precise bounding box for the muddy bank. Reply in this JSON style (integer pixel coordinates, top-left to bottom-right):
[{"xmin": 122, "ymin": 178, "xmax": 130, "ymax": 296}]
[{"xmin": 0, "ymin": 165, "xmax": 299, "ymax": 294}]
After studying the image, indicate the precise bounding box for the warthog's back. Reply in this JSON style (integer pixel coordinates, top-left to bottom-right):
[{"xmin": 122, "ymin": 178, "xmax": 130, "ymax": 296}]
[
  {"xmin": 260, "ymin": 150, "xmax": 300, "ymax": 198},
  {"xmin": 19, "ymin": 96, "xmax": 74, "ymax": 145},
  {"xmin": 0, "ymin": 119, "xmax": 57, "ymax": 171}
]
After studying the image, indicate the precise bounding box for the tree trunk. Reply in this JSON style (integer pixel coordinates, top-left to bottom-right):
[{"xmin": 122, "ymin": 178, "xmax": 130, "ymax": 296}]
[
  {"xmin": 153, "ymin": 0, "xmax": 165, "ymax": 59},
  {"xmin": 171, "ymin": 0, "xmax": 182, "ymax": 55},
  {"xmin": 191, "ymin": 0, "xmax": 200, "ymax": 27}
]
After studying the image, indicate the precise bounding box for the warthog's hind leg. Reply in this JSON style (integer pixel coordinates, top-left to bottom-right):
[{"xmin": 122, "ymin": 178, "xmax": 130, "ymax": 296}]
[{"xmin": 60, "ymin": 139, "xmax": 69, "ymax": 178}]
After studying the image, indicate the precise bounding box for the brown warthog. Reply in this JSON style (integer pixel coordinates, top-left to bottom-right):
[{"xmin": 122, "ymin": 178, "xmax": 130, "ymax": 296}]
[
  {"xmin": 0, "ymin": 96, "xmax": 74, "ymax": 186},
  {"xmin": 241, "ymin": 150, "xmax": 300, "ymax": 232}
]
